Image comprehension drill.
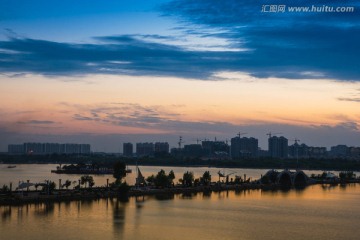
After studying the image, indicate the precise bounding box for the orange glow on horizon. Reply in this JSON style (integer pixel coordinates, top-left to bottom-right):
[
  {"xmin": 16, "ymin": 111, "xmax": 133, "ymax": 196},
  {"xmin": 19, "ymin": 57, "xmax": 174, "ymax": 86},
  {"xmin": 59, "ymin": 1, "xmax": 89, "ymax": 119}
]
[{"xmin": 0, "ymin": 73, "xmax": 359, "ymax": 135}]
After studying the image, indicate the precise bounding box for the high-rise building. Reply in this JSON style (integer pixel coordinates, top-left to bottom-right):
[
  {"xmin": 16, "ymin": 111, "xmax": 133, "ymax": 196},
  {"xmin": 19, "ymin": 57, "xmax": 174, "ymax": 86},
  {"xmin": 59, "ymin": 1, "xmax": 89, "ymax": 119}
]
[
  {"xmin": 183, "ymin": 144, "xmax": 203, "ymax": 157},
  {"xmin": 44, "ymin": 143, "xmax": 60, "ymax": 154},
  {"xmin": 136, "ymin": 142, "xmax": 154, "ymax": 157},
  {"xmin": 307, "ymin": 147, "xmax": 327, "ymax": 158},
  {"xmin": 201, "ymin": 141, "xmax": 229, "ymax": 157},
  {"xmin": 268, "ymin": 136, "xmax": 288, "ymax": 158},
  {"xmin": 288, "ymin": 143, "xmax": 308, "ymax": 158},
  {"xmin": 79, "ymin": 144, "xmax": 91, "ymax": 154},
  {"xmin": 123, "ymin": 143, "xmax": 133, "ymax": 157},
  {"xmin": 330, "ymin": 145, "xmax": 348, "ymax": 158},
  {"xmin": 154, "ymin": 142, "xmax": 169, "ymax": 154},
  {"xmin": 8, "ymin": 144, "xmax": 24, "ymax": 154},
  {"xmin": 24, "ymin": 142, "xmax": 44, "ymax": 154},
  {"xmin": 12, "ymin": 142, "xmax": 91, "ymax": 155},
  {"xmin": 231, "ymin": 137, "xmax": 258, "ymax": 159},
  {"xmin": 349, "ymin": 147, "xmax": 360, "ymax": 159}
]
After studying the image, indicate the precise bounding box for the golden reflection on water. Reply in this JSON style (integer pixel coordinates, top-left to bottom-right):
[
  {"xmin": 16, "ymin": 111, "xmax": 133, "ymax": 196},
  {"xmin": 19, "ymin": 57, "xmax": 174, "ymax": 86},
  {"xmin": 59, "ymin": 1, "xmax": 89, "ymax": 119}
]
[{"xmin": 1, "ymin": 184, "xmax": 360, "ymax": 240}]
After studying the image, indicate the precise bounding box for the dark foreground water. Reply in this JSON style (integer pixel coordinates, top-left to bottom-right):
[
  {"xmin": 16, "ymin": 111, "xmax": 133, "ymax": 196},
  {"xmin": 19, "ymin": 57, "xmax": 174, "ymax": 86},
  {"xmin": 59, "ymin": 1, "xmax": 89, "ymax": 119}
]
[{"xmin": 1, "ymin": 184, "xmax": 360, "ymax": 240}]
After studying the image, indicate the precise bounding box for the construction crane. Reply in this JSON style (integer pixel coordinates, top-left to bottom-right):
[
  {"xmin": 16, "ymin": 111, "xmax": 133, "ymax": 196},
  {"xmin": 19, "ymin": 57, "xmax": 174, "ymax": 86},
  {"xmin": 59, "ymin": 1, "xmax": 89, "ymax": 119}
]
[
  {"xmin": 191, "ymin": 138, "xmax": 202, "ymax": 144},
  {"xmin": 291, "ymin": 138, "xmax": 301, "ymax": 168},
  {"xmin": 237, "ymin": 132, "xmax": 248, "ymax": 138},
  {"xmin": 178, "ymin": 136, "xmax": 184, "ymax": 149},
  {"xmin": 266, "ymin": 132, "xmax": 283, "ymax": 138}
]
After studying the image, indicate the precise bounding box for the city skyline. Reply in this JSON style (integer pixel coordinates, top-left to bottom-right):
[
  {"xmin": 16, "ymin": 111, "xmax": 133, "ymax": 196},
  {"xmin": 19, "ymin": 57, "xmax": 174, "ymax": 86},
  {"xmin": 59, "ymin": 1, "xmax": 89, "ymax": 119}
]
[{"xmin": 1, "ymin": 0, "xmax": 359, "ymax": 152}]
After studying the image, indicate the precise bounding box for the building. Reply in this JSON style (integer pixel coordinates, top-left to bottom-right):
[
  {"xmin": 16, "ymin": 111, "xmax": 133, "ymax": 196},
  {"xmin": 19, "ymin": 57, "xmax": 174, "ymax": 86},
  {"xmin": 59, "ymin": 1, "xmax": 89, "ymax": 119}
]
[
  {"xmin": 183, "ymin": 144, "xmax": 203, "ymax": 157},
  {"xmin": 201, "ymin": 141, "xmax": 229, "ymax": 157},
  {"xmin": 24, "ymin": 142, "xmax": 44, "ymax": 154},
  {"xmin": 80, "ymin": 144, "xmax": 91, "ymax": 154},
  {"xmin": 330, "ymin": 145, "xmax": 348, "ymax": 158},
  {"xmin": 268, "ymin": 136, "xmax": 288, "ymax": 158},
  {"xmin": 154, "ymin": 142, "xmax": 169, "ymax": 154},
  {"xmin": 10, "ymin": 142, "xmax": 91, "ymax": 155},
  {"xmin": 44, "ymin": 143, "xmax": 60, "ymax": 154},
  {"xmin": 8, "ymin": 144, "xmax": 24, "ymax": 154},
  {"xmin": 231, "ymin": 137, "xmax": 258, "ymax": 158},
  {"xmin": 136, "ymin": 142, "xmax": 154, "ymax": 157},
  {"xmin": 307, "ymin": 147, "xmax": 327, "ymax": 158},
  {"xmin": 349, "ymin": 147, "xmax": 360, "ymax": 159},
  {"xmin": 288, "ymin": 143, "xmax": 308, "ymax": 158},
  {"xmin": 123, "ymin": 143, "xmax": 133, "ymax": 157}
]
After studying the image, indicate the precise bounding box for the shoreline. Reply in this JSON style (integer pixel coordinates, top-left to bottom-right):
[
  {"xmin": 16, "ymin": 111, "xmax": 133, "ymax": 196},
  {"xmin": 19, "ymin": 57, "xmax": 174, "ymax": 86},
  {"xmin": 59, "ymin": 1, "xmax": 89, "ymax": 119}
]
[
  {"xmin": 1, "ymin": 180, "xmax": 359, "ymax": 206},
  {"xmin": 2, "ymin": 163, "xmax": 360, "ymax": 173}
]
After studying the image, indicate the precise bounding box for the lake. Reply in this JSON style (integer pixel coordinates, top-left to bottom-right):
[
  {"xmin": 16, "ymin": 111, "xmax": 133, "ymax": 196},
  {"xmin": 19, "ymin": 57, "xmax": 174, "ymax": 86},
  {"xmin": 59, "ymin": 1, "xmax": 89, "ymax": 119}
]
[{"xmin": 1, "ymin": 165, "xmax": 360, "ymax": 240}]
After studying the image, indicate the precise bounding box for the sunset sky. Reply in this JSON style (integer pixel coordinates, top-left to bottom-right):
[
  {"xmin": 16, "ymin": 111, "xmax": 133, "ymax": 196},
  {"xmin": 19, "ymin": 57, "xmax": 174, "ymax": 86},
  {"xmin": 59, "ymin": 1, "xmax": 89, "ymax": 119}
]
[{"xmin": 0, "ymin": 0, "xmax": 359, "ymax": 152}]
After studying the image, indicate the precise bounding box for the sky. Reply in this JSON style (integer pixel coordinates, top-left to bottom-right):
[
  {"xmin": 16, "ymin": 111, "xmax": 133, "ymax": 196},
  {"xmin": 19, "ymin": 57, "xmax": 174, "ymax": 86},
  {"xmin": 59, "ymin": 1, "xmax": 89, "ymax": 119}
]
[{"xmin": 0, "ymin": 0, "xmax": 359, "ymax": 152}]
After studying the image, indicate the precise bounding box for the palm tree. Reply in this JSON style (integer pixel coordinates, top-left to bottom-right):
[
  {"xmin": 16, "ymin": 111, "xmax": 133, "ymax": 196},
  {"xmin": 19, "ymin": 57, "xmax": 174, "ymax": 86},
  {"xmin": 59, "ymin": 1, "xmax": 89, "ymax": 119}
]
[
  {"xmin": 80, "ymin": 175, "xmax": 95, "ymax": 188},
  {"xmin": 64, "ymin": 180, "xmax": 72, "ymax": 189}
]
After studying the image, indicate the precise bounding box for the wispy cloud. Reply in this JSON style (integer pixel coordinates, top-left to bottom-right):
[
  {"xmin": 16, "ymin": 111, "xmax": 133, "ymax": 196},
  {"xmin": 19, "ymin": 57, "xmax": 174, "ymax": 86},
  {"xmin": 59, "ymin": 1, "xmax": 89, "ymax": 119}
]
[
  {"xmin": 338, "ymin": 97, "xmax": 360, "ymax": 102},
  {"xmin": 16, "ymin": 120, "xmax": 56, "ymax": 125},
  {"xmin": 69, "ymin": 102, "xmax": 186, "ymax": 130}
]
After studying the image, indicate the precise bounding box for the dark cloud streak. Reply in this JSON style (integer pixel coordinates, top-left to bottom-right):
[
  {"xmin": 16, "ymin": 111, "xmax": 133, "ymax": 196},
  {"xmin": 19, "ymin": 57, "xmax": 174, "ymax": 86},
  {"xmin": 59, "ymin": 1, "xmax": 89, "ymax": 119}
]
[{"xmin": 16, "ymin": 120, "xmax": 56, "ymax": 125}]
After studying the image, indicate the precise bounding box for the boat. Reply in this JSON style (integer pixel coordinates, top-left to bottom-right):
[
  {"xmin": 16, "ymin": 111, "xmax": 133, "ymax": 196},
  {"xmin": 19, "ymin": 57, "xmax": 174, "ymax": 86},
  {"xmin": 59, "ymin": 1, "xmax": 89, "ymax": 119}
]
[
  {"xmin": 51, "ymin": 163, "xmax": 132, "ymax": 175},
  {"xmin": 7, "ymin": 165, "xmax": 16, "ymax": 168}
]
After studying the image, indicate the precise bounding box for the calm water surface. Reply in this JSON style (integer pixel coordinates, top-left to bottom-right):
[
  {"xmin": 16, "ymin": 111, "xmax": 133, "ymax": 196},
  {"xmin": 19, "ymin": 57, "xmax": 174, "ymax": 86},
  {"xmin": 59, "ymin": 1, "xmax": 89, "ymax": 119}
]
[
  {"xmin": 1, "ymin": 165, "xmax": 360, "ymax": 240},
  {"xmin": 1, "ymin": 184, "xmax": 360, "ymax": 240}
]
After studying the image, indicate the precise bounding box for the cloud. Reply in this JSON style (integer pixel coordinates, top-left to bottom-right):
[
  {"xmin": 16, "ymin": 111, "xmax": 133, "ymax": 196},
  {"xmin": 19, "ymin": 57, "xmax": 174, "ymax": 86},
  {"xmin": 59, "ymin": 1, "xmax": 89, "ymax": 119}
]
[
  {"xmin": 338, "ymin": 97, "xmax": 360, "ymax": 102},
  {"xmin": 70, "ymin": 102, "xmax": 187, "ymax": 130},
  {"xmin": 16, "ymin": 120, "xmax": 56, "ymax": 125},
  {"xmin": 1, "ymin": 6, "xmax": 360, "ymax": 83},
  {"xmin": 0, "ymin": 35, "xmax": 236, "ymax": 79},
  {"xmin": 336, "ymin": 121, "xmax": 359, "ymax": 131},
  {"xmin": 160, "ymin": 0, "xmax": 360, "ymax": 81}
]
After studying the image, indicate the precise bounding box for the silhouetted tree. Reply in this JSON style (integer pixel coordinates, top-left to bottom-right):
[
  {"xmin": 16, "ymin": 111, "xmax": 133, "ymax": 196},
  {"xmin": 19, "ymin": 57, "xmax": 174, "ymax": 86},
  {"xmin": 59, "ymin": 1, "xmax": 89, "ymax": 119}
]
[
  {"xmin": 168, "ymin": 170, "xmax": 175, "ymax": 185},
  {"xmin": 1, "ymin": 184, "xmax": 10, "ymax": 193},
  {"xmin": 183, "ymin": 171, "xmax": 194, "ymax": 187},
  {"xmin": 42, "ymin": 181, "xmax": 56, "ymax": 194},
  {"xmin": 64, "ymin": 180, "xmax": 71, "ymax": 189},
  {"xmin": 88, "ymin": 177, "xmax": 95, "ymax": 188},
  {"xmin": 146, "ymin": 175, "xmax": 156, "ymax": 185},
  {"xmin": 155, "ymin": 169, "xmax": 169, "ymax": 188},
  {"xmin": 202, "ymin": 171, "xmax": 211, "ymax": 185},
  {"xmin": 113, "ymin": 161, "xmax": 126, "ymax": 184}
]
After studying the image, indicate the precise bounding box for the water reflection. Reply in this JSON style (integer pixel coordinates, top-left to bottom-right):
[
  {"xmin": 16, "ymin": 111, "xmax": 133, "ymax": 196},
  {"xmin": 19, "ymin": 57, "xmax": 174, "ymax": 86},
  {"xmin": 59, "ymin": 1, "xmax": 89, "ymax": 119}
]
[
  {"xmin": 34, "ymin": 202, "xmax": 55, "ymax": 217},
  {"xmin": 180, "ymin": 192, "xmax": 197, "ymax": 199},
  {"xmin": 1, "ymin": 206, "xmax": 12, "ymax": 221},
  {"xmin": 135, "ymin": 196, "xmax": 146, "ymax": 209},
  {"xmin": 202, "ymin": 190, "xmax": 212, "ymax": 198},
  {"xmin": 154, "ymin": 193, "xmax": 174, "ymax": 201},
  {"xmin": 321, "ymin": 183, "xmax": 338, "ymax": 191},
  {"xmin": 261, "ymin": 187, "xmax": 300, "ymax": 197},
  {"xmin": 110, "ymin": 199, "xmax": 126, "ymax": 238}
]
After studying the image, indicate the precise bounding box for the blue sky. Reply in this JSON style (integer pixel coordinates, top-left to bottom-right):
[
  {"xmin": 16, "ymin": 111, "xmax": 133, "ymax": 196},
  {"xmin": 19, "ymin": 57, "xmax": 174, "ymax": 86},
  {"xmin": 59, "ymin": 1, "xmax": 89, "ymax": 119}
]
[
  {"xmin": 1, "ymin": 0, "xmax": 359, "ymax": 80},
  {"xmin": 0, "ymin": 0, "xmax": 359, "ymax": 151}
]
